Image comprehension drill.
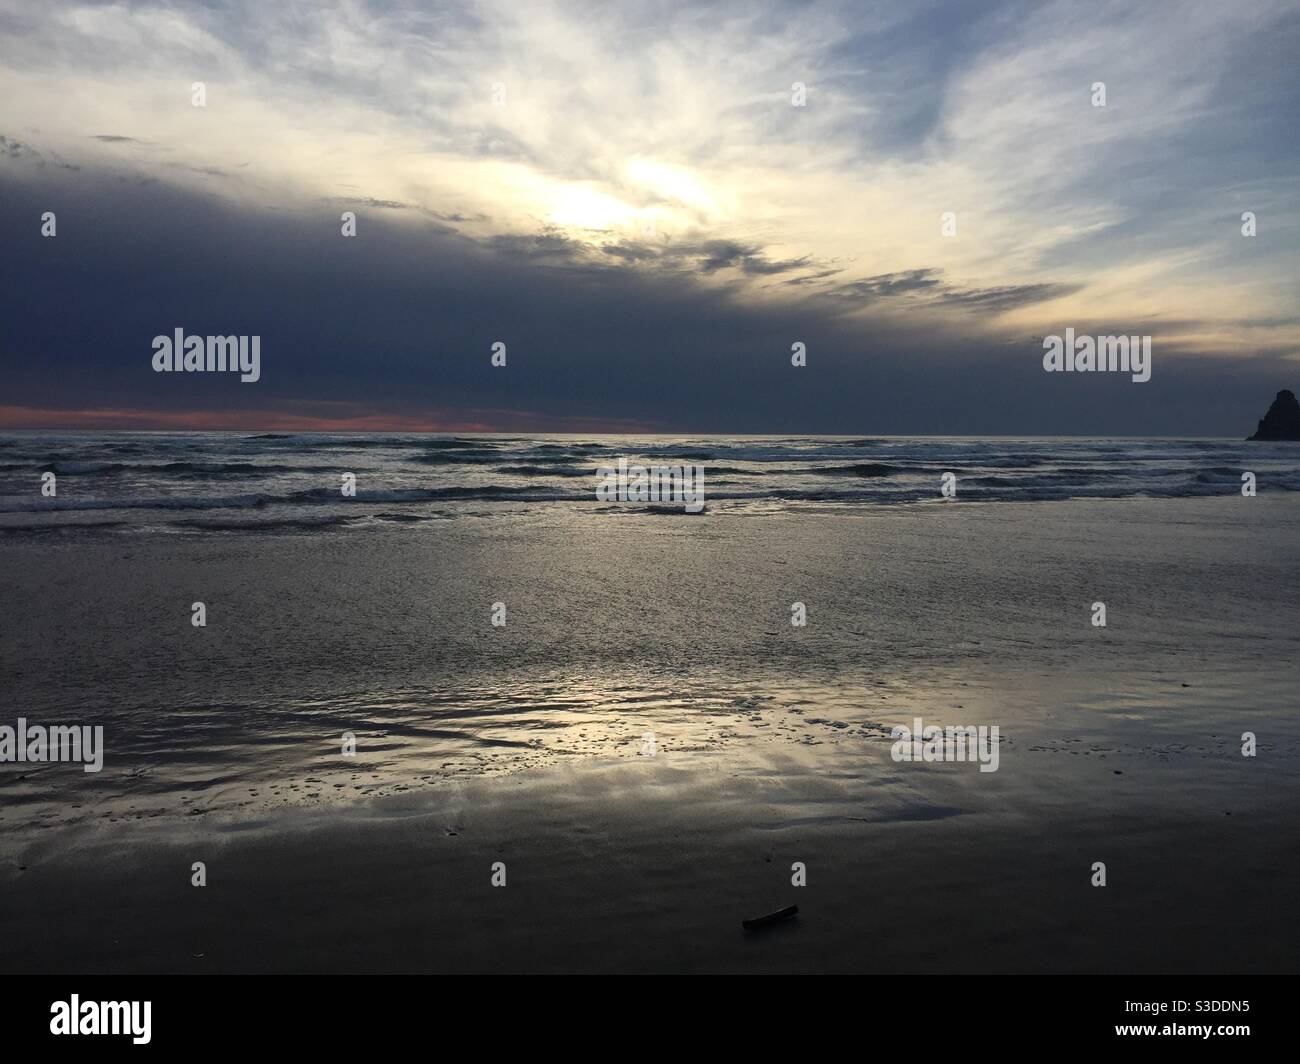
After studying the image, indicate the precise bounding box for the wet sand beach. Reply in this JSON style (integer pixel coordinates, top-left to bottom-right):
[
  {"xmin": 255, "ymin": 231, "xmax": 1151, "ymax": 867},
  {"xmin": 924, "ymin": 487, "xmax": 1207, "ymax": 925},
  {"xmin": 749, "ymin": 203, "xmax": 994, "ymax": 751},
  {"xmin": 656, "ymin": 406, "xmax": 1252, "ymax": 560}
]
[{"xmin": 2, "ymin": 490, "xmax": 1298, "ymax": 972}]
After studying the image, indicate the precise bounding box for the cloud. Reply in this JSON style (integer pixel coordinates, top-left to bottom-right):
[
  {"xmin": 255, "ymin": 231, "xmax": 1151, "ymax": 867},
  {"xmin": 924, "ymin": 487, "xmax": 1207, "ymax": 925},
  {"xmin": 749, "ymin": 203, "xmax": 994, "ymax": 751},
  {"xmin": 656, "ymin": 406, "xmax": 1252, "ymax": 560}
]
[
  {"xmin": 0, "ymin": 0, "xmax": 1297, "ymax": 431},
  {"xmin": 828, "ymin": 269, "xmax": 945, "ymax": 301},
  {"xmin": 931, "ymin": 282, "xmax": 1082, "ymax": 313},
  {"xmin": 0, "ymin": 134, "xmax": 37, "ymax": 158},
  {"xmin": 816, "ymin": 269, "xmax": 1079, "ymax": 315}
]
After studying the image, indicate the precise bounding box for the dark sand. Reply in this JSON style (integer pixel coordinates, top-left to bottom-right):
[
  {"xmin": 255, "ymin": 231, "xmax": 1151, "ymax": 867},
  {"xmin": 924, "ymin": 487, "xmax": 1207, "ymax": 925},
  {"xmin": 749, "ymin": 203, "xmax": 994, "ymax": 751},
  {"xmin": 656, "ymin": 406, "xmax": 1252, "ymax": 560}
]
[{"xmin": 4, "ymin": 757, "xmax": 1299, "ymax": 973}]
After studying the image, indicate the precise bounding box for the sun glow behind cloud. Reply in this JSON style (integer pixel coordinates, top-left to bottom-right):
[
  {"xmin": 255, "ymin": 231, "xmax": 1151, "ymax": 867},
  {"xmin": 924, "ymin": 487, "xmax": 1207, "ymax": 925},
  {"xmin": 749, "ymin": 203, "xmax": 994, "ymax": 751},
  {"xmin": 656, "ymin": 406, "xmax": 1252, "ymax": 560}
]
[{"xmin": 545, "ymin": 182, "xmax": 639, "ymax": 231}]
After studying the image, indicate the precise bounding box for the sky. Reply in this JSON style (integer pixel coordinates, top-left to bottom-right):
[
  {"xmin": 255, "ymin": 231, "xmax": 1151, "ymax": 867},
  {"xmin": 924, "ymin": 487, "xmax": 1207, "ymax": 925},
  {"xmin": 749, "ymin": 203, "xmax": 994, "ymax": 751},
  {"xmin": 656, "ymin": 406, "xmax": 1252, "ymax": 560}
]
[{"xmin": 1, "ymin": 0, "xmax": 1297, "ymax": 435}]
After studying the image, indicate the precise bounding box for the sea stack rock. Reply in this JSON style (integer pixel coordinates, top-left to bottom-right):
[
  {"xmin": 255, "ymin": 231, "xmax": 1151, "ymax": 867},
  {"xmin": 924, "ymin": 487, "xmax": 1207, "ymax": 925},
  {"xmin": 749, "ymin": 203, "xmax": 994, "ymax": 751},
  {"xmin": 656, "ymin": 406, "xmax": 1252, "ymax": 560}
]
[{"xmin": 1248, "ymin": 389, "xmax": 1300, "ymax": 440}]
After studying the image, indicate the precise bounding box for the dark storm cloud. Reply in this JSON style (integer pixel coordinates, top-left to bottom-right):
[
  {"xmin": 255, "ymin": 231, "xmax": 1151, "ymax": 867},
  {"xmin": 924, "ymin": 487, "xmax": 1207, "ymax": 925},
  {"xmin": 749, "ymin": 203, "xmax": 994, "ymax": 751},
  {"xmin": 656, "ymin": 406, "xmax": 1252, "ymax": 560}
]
[{"xmin": 0, "ymin": 162, "xmax": 1292, "ymax": 435}]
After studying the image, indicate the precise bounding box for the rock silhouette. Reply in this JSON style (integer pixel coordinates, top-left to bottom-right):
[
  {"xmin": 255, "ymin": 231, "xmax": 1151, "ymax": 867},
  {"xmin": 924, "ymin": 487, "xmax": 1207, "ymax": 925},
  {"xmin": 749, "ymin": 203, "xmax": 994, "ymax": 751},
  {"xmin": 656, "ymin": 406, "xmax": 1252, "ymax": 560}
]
[{"xmin": 1247, "ymin": 389, "xmax": 1300, "ymax": 440}]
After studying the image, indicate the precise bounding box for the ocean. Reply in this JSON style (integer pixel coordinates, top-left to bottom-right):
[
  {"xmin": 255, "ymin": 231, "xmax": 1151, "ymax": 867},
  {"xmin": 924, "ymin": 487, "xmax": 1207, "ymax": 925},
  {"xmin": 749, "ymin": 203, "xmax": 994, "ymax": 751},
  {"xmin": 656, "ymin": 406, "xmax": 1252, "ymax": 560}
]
[{"xmin": 2, "ymin": 432, "xmax": 1298, "ymax": 534}]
